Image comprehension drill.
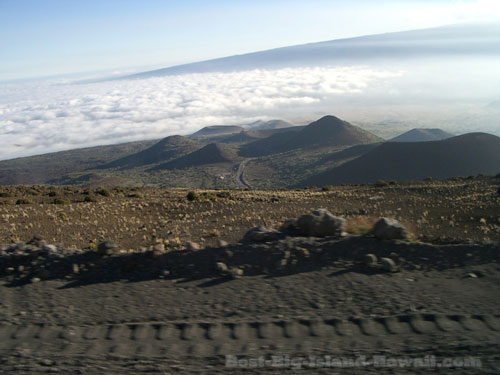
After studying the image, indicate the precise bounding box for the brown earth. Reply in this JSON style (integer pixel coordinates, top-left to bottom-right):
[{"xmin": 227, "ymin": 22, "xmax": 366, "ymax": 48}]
[
  {"xmin": 0, "ymin": 176, "xmax": 499, "ymax": 374},
  {"xmin": 1, "ymin": 176, "xmax": 499, "ymax": 249}
]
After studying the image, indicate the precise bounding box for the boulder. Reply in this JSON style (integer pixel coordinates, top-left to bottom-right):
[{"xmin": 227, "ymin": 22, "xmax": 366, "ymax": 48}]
[
  {"xmin": 380, "ymin": 257, "xmax": 397, "ymax": 272},
  {"xmin": 373, "ymin": 218, "xmax": 409, "ymax": 240},
  {"xmin": 97, "ymin": 241, "xmax": 119, "ymax": 256},
  {"xmin": 363, "ymin": 254, "xmax": 378, "ymax": 266},
  {"xmin": 186, "ymin": 241, "xmax": 200, "ymax": 251},
  {"xmin": 243, "ymin": 226, "xmax": 279, "ymax": 242},
  {"xmin": 296, "ymin": 209, "xmax": 346, "ymax": 237}
]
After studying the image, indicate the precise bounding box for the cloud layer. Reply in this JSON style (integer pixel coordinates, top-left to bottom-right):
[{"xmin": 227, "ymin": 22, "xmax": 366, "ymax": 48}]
[{"xmin": 0, "ymin": 67, "xmax": 400, "ymax": 160}]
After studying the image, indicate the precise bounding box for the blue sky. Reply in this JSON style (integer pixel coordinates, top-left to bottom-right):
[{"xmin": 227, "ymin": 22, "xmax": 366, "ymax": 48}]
[{"xmin": 1, "ymin": 0, "xmax": 499, "ymax": 80}]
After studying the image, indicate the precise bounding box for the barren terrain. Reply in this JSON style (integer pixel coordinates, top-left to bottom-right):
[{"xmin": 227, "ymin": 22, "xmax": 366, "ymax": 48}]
[{"xmin": 0, "ymin": 176, "xmax": 499, "ymax": 374}]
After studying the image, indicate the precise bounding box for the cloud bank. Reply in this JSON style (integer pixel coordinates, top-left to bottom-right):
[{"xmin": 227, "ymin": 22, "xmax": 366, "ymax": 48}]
[
  {"xmin": 1, "ymin": 57, "xmax": 499, "ymax": 161},
  {"xmin": 0, "ymin": 67, "xmax": 400, "ymax": 160}
]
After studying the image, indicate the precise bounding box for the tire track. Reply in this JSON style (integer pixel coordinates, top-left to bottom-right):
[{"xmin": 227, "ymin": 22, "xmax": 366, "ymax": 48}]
[{"xmin": 1, "ymin": 314, "xmax": 498, "ymax": 358}]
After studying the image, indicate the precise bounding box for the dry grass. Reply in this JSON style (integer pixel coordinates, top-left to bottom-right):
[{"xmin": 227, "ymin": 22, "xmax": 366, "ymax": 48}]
[{"xmin": 345, "ymin": 216, "xmax": 378, "ymax": 236}]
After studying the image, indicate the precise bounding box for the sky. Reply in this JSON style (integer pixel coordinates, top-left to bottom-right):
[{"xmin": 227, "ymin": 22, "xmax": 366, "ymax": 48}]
[
  {"xmin": 0, "ymin": 0, "xmax": 499, "ymax": 161},
  {"xmin": 1, "ymin": 0, "xmax": 500, "ymax": 80}
]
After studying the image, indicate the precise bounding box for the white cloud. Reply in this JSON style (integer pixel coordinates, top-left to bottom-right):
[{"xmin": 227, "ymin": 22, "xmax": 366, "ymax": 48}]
[{"xmin": 0, "ymin": 67, "xmax": 401, "ymax": 160}]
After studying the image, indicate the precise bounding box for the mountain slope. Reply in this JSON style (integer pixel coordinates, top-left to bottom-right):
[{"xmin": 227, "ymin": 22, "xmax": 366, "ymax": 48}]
[
  {"xmin": 98, "ymin": 135, "xmax": 201, "ymax": 170},
  {"xmin": 153, "ymin": 143, "xmax": 237, "ymax": 170},
  {"xmin": 240, "ymin": 115, "xmax": 382, "ymax": 157},
  {"xmin": 302, "ymin": 133, "xmax": 500, "ymax": 186},
  {"xmin": 0, "ymin": 140, "xmax": 157, "ymax": 185},
  {"xmin": 391, "ymin": 128, "xmax": 454, "ymax": 142},
  {"xmin": 190, "ymin": 125, "xmax": 244, "ymax": 138},
  {"xmin": 115, "ymin": 24, "xmax": 500, "ymax": 80}
]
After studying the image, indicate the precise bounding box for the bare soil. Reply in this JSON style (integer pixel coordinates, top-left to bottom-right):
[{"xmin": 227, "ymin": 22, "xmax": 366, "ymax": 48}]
[{"xmin": 0, "ymin": 176, "xmax": 499, "ymax": 374}]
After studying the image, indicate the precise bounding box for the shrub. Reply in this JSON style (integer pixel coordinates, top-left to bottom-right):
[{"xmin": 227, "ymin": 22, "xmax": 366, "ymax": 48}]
[
  {"xmin": 127, "ymin": 193, "xmax": 143, "ymax": 198},
  {"xmin": 27, "ymin": 189, "xmax": 39, "ymax": 196},
  {"xmin": 321, "ymin": 185, "xmax": 334, "ymax": 191},
  {"xmin": 53, "ymin": 198, "xmax": 70, "ymax": 205},
  {"xmin": 0, "ymin": 191, "xmax": 12, "ymax": 198},
  {"xmin": 84, "ymin": 195, "xmax": 97, "ymax": 203},
  {"xmin": 346, "ymin": 216, "xmax": 377, "ymax": 236},
  {"xmin": 216, "ymin": 191, "xmax": 231, "ymax": 199},
  {"xmin": 48, "ymin": 191, "xmax": 57, "ymax": 197},
  {"xmin": 186, "ymin": 191, "xmax": 199, "ymax": 201},
  {"xmin": 374, "ymin": 180, "xmax": 389, "ymax": 188},
  {"xmin": 96, "ymin": 188, "xmax": 111, "ymax": 197},
  {"xmin": 16, "ymin": 198, "xmax": 34, "ymax": 205}
]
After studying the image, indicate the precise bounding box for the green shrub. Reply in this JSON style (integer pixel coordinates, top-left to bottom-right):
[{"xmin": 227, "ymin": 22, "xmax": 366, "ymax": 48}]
[
  {"xmin": 53, "ymin": 198, "xmax": 70, "ymax": 205},
  {"xmin": 216, "ymin": 191, "xmax": 231, "ymax": 199},
  {"xmin": 27, "ymin": 189, "xmax": 39, "ymax": 196},
  {"xmin": 96, "ymin": 188, "xmax": 111, "ymax": 197},
  {"xmin": 0, "ymin": 191, "xmax": 12, "ymax": 198},
  {"xmin": 186, "ymin": 191, "xmax": 199, "ymax": 201},
  {"xmin": 127, "ymin": 193, "xmax": 143, "ymax": 198},
  {"xmin": 83, "ymin": 195, "xmax": 97, "ymax": 203},
  {"xmin": 16, "ymin": 198, "xmax": 34, "ymax": 205},
  {"xmin": 374, "ymin": 180, "xmax": 389, "ymax": 188}
]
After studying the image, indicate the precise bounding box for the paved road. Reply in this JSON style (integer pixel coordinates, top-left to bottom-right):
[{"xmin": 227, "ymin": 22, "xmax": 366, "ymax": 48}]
[{"xmin": 235, "ymin": 159, "xmax": 252, "ymax": 189}]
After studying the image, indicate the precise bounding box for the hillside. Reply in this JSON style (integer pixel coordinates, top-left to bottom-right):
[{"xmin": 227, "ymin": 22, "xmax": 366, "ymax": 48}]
[
  {"xmin": 97, "ymin": 135, "xmax": 201, "ymax": 170},
  {"xmin": 0, "ymin": 140, "xmax": 157, "ymax": 185},
  {"xmin": 246, "ymin": 119, "xmax": 294, "ymax": 130},
  {"xmin": 391, "ymin": 128, "xmax": 454, "ymax": 142},
  {"xmin": 190, "ymin": 125, "xmax": 244, "ymax": 138},
  {"xmin": 240, "ymin": 115, "xmax": 382, "ymax": 157},
  {"xmin": 153, "ymin": 143, "xmax": 238, "ymax": 170},
  {"xmin": 302, "ymin": 133, "xmax": 500, "ymax": 186}
]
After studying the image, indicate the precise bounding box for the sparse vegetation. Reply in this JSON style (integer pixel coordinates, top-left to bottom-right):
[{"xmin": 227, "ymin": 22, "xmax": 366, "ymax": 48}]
[
  {"xmin": 53, "ymin": 198, "xmax": 71, "ymax": 205},
  {"xmin": 16, "ymin": 198, "xmax": 34, "ymax": 205},
  {"xmin": 127, "ymin": 193, "xmax": 143, "ymax": 198},
  {"xmin": 374, "ymin": 180, "xmax": 389, "ymax": 187},
  {"xmin": 186, "ymin": 191, "xmax": 199, "ymax": 201},
  {"xmin": 346, "ymin": 216, "xmax": 377, "ymax": 236},
  {"xmin": 96, "ymin": 188, "xmax": 111, "ymax": 197}
]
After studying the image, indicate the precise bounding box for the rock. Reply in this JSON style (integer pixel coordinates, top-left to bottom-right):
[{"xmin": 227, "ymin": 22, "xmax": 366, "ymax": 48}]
[
  {"xmin": 380, "ymin": 257, "xmax": 397, "ymax": 272},
  {"xmin": 42, "ymin": 244, "xmax": 57, "ymax": 253},
  {"xmin": 153, "ymin": 243, "xmax": 165, "ymax": 252},
  {"xmin": 72, "ymin": 264, "xmax": 79, "ymax": 274},
  {"xmin": 243, "ymin": 226, "xmax": 279, "ymax": 242},
  {"xmin": 186, "ymin": 241, "xmax": 200, "ymax": 251},
  {"xmin": 279, "ymin": 218, "xmax": 299, "ymax": 234},
  {"xmin": 363, "ymin": 254, "xmax": 378, "ymax": 266},
  {"xmin": 216, "ymin": 262, "xmax": 228, "ymax": 273},
  {"xmin": 465, "ymin": 272, "xmax": 478, "ymax": 278},
  {"xmin": 30, "ymin": 277, "xmax": 41, "ymax": 283},
  {"xmin": 373, "ymin": 218, "xmax": 409, "ymax": 240},
  {"xmin": 97, "ymin": 241, "xmax": 119, "ymax": 256},
  {"xmin": 296, "ymin": 209, "xmax": 346, "ymax": 237},
  {"xmin": 216, "ymin": 239, "xmax": 229, "ymax": 247},
  {"xmin": 229, "ymin": 268, "xmax": 244, "ymax": 279}
]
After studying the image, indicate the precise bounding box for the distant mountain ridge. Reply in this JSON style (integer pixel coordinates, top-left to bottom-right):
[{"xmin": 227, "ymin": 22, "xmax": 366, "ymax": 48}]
[
  {"xmin": 391, "ymin": 128, "xmax": 454, "ymax": 142},
  {"xmin": 98, "ymin": 135, "xmax": 200, "ymax": 170},
  {"xmin": 302, "ymin": 132, "xmax": 500, "ymax": 187},
  {"xmin": 152, "ymin": 143, "xmax": 237, "ymax": 170},
  {"xmin": 113, "ymin": 24, "xmax": 500, "ymax": 80},
  {"xmin": 240, "ymin": 115, "xmax": 382, "ymax": 157},
  {"xmin": 0, "ymin": 115, "xmax": 498, "ymax": 189}
]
